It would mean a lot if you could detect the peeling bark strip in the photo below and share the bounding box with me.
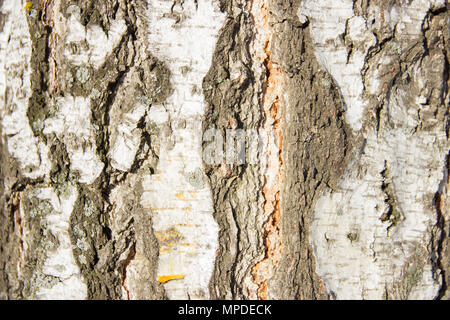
[0,0,449,300]
[249,0,284,300]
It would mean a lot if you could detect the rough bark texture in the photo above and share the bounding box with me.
[0,0,448,300]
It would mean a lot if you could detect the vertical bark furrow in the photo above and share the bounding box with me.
[204,0,352,299]
[204,1,267,299]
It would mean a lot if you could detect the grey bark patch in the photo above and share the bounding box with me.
[380,161,403,232]
[387,245,430,299]
[69,186,122,299]
[0,12,5,33]
[203,6,266,299]
[0,191,22,299]
[11,185,61,299]
[26,1,53,138]
[0,124,25,299]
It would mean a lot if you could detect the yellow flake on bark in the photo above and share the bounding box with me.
[157,274,185,283]
[175,192,185,199]
[24,2,33,12]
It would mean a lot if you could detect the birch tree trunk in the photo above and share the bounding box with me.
[0,0,448,300]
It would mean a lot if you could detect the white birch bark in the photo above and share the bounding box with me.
[0,0,448,300]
